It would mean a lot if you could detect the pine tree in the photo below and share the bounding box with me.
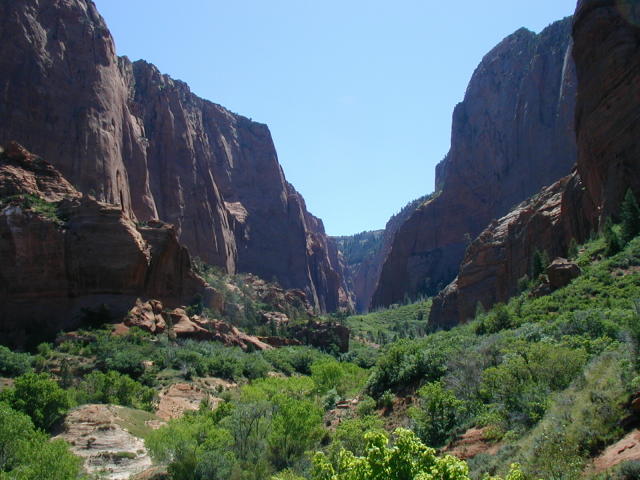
[532,249,550,279]
[604,217,622,256]
[567,238,578,259]
[621,188,640,244]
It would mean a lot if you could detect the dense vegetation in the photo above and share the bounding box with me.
[333,231,384,267]
[346,299,432,345]
[2,197,640,479]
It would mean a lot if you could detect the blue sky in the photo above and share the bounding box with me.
[94,0,577,236]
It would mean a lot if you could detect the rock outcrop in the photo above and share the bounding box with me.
[290,321,350,353]
[120,300,273,351]
[429,175,593,327]
[372,18,577,308]
[0,0,348,312]
[0,144,208,347]
[546,258,581,290]
[430,0,640,327]
[156,383,221,421]
[55,404,155,480]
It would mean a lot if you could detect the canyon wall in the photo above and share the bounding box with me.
[429,0,640,327]
[372,18,578,308]
[335,195,429,312]
[0,143,209,347]
[0,0,348,312]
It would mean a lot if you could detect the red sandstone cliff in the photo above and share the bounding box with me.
[0,0,348,312]
[0,143,209,347]
[429,0,640,327]
[572,0,640,221]
[429,174,594,327]
[372,18,577,308]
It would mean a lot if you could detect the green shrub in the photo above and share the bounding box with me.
[408,381,466,448]
[311,360,367,397]
[0,346,33,377]
[377,390,394,410]
[356,396,376,417]
[75,370,155,411]
[312,428,526,480]
[146,410,235,480]
[621,189,640,244]
[479,342,587,429]
[0,373,73,432]
[330,416,384,458]
[605,218,622,256]
[617,460,640,480]
[365,334,461,398]
[0,402,82,479]
[475,304,514,335]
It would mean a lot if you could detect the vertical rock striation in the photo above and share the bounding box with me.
[572,0,640,221]
[372,18,577,308]
[0,0,348,311]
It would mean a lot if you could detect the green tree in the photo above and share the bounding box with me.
[221,401,272,464]
[268,395,323,470]
[408,382,465,448]
[0,373,73,432]
[146,411,235,480]
[532,249,550,279]
[0,402,82,480]
[312,428,528,480]
[567,238,579,259]
[604,217,622,256]
[621,188,640,244]
[75,370,155,411]
[0,346,33,377]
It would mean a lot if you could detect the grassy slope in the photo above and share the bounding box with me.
[346,299,432,344]
[362,233,640,479]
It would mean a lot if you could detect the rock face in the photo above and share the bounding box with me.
[55,404,155,480]
[334,230,385,313]
[573,0,640,221]
[430,0,640,327]
[429,175,593,327]
[372,18,577,308]
[0,144,208,347]
[0,0,348,313]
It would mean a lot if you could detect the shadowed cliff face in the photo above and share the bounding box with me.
[573,0,640,221]
[429,0,640,327]
[372,18,577,309]
[0,143,209,347]
[0,0,349,312]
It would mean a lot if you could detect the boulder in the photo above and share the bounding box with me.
[546,258,581,290]
[125,299,166,334]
